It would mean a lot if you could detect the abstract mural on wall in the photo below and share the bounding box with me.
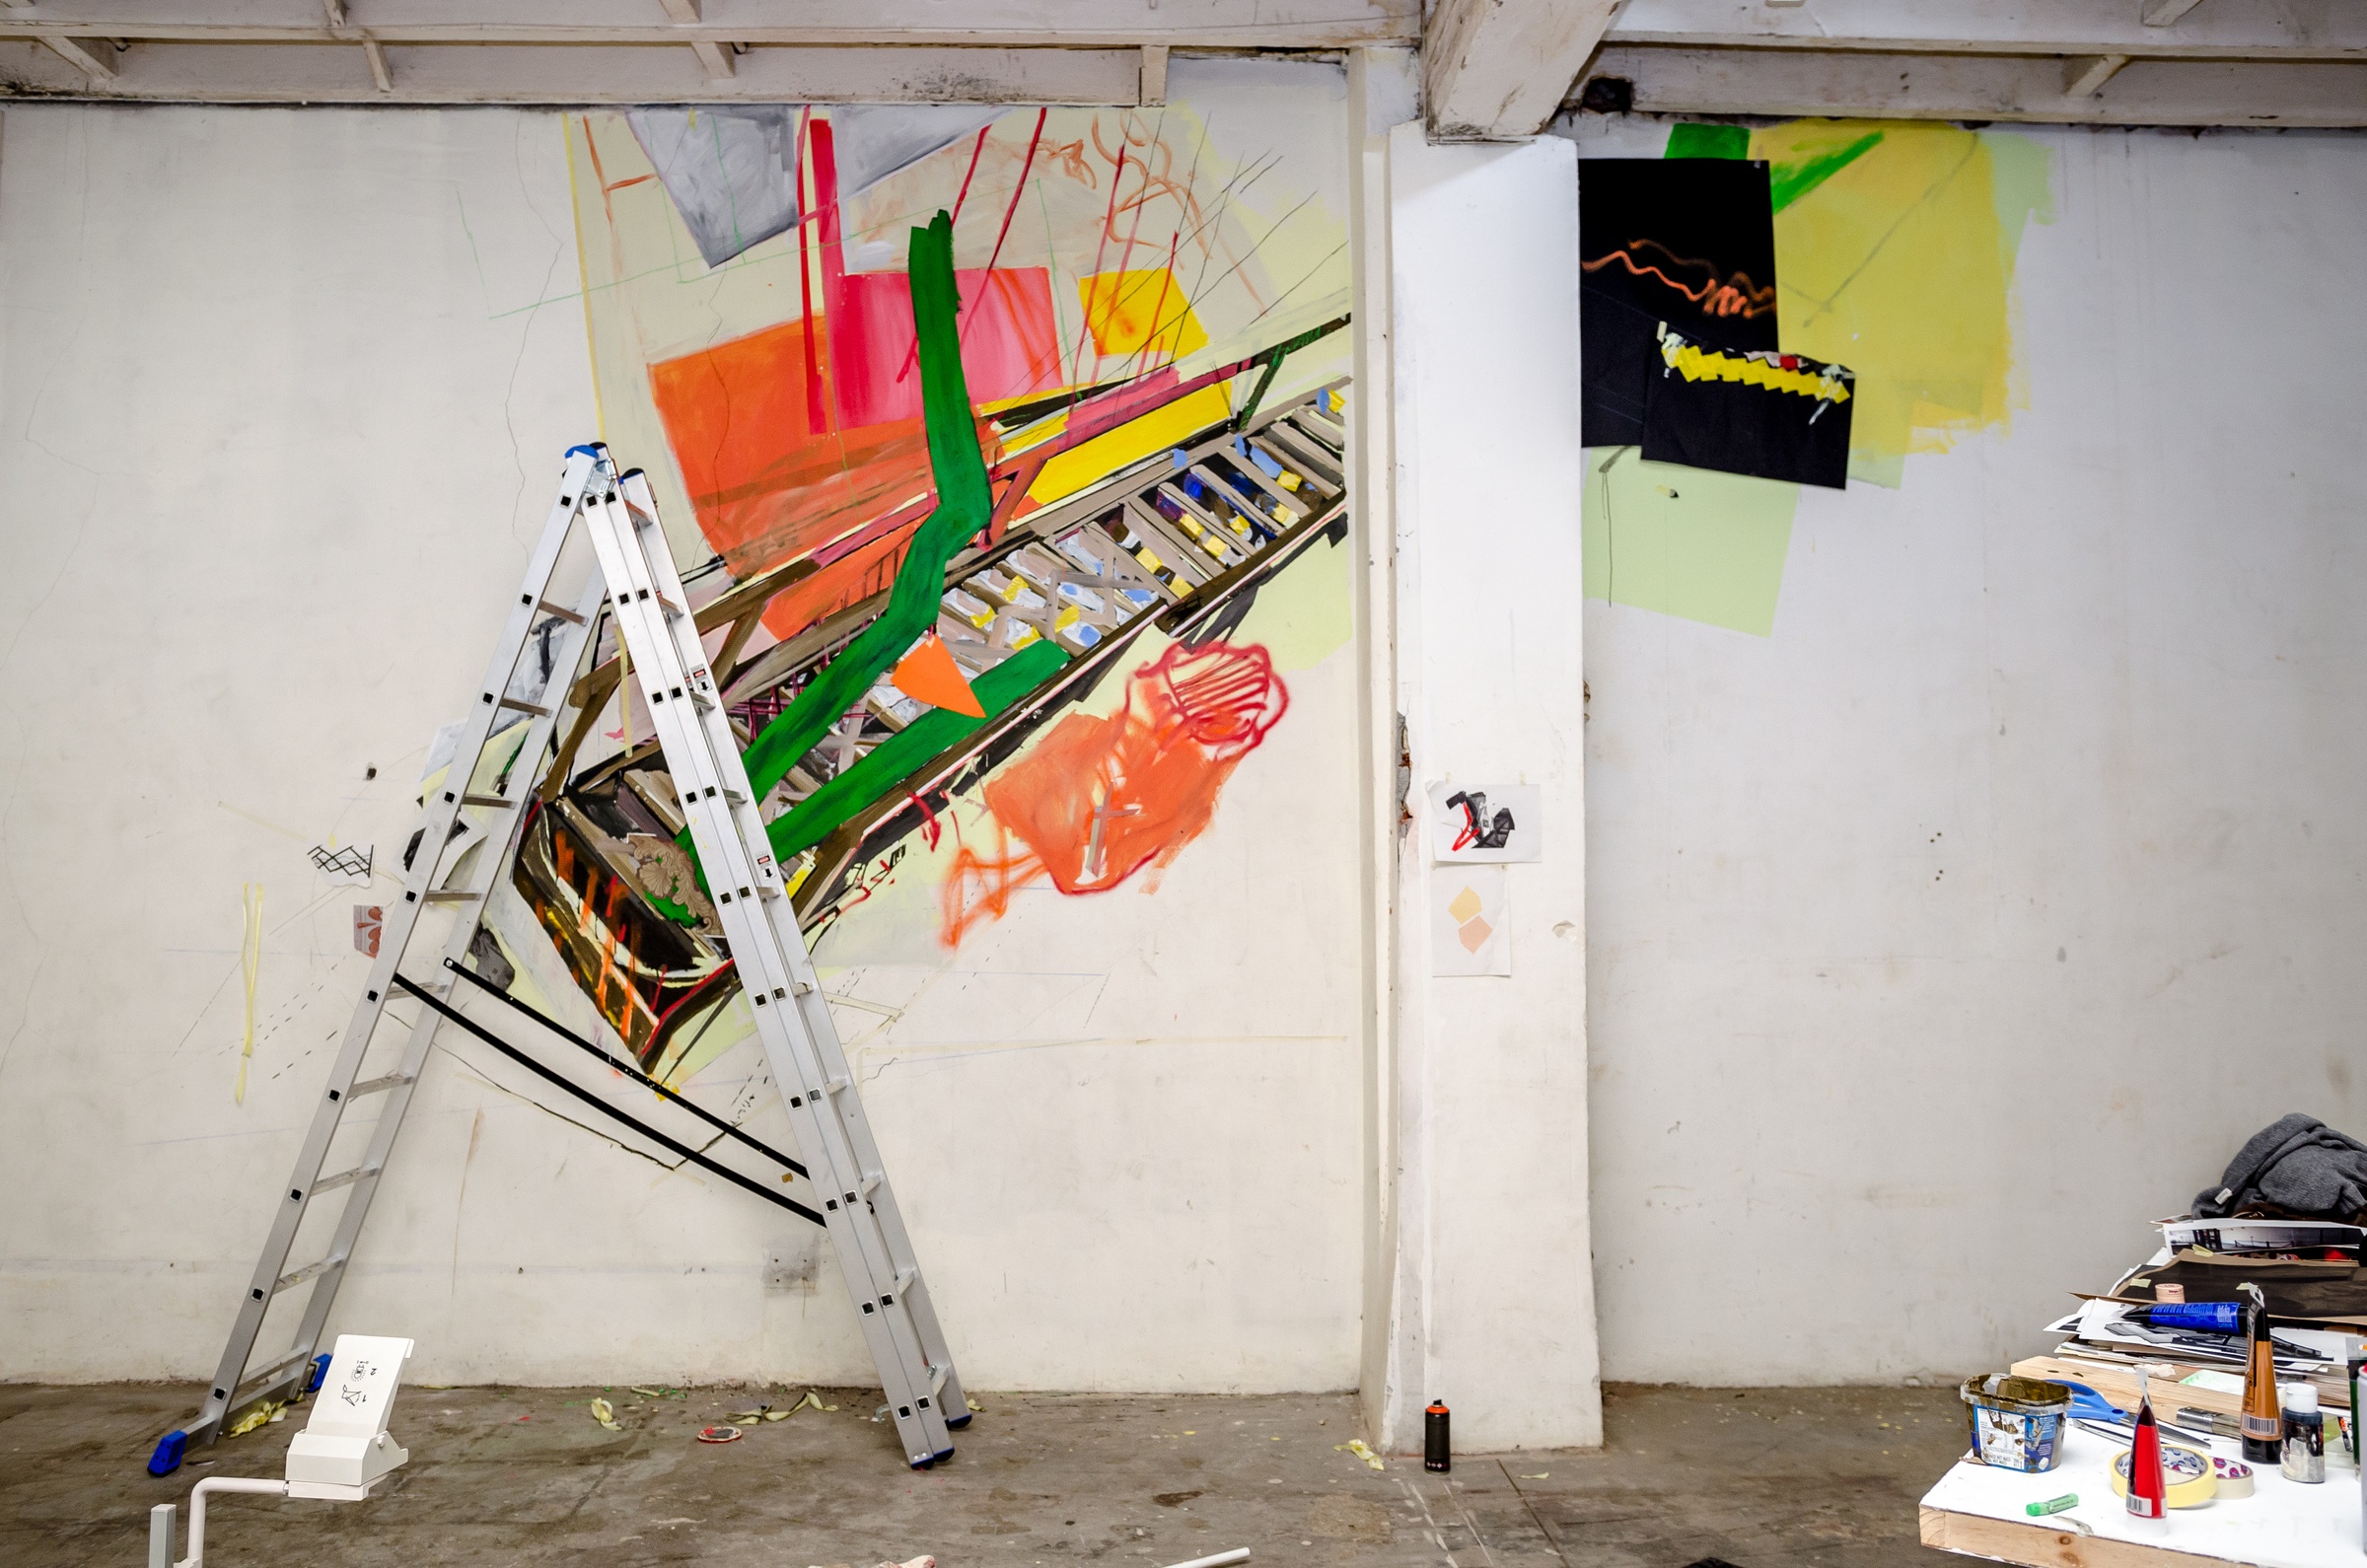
[1581,118,2055,636]
[439,99,1351,1090]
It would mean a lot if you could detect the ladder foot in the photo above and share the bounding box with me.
[909,1457,934,1471]
[932,1446,956,1463]
[147,1430,186,1477]
[945,1413,972,1430]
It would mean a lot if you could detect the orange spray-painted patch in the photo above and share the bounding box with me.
[940,640,1287,946]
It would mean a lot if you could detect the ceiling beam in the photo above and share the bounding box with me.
[0,0,1418,48]
[1425,0,1625,140]
[0,39,1154,105]
[1140,42,1169,107]
[39,32,116,80]
[1604,0,2367,62]
[2062,53,2130,97]
[1580,44,2367,128]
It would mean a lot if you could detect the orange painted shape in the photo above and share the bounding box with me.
[976,640,1286,899]
[892,631,986,718]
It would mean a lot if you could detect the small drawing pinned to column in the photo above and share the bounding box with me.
[353,905,383,959]
[310,842,374,887]
[1431,865,1510,976]
[1427,783,1542,863]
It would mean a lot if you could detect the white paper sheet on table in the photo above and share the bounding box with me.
[1923,1422,2362,1568]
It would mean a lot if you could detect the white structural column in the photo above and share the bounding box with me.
[1348,42,1417,1447]
[1363,104,1601,1452]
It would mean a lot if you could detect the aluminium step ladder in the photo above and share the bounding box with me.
[581,453,968,1467]
[155,443,966,1476]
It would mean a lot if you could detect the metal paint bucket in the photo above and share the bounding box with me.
[1962,1375,2073,1472]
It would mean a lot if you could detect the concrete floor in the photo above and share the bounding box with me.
[1,1382,1967,1567]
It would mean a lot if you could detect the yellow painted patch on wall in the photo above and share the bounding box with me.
[1077,267,1210,363]
[1026,384,1233,506]
[1751,120,2053,486]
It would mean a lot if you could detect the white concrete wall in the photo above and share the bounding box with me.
[1377,121,1601,1451]
[1575,122,2367,1384]
[0,103,1365,1393]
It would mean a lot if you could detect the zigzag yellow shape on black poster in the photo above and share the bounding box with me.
[1661,341,1851,403]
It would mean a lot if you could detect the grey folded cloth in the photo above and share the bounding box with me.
[2194,1113,2367,1223]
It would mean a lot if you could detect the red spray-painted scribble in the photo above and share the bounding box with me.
[940,640,1289,946]
[1582,239,1776,321]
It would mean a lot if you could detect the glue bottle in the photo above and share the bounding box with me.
[2127,1368,2168,1520]
[2242,1283,2285,1465]
[2283,1385,2326,1484]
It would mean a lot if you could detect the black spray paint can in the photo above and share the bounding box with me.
[1425,1401,1451,1472]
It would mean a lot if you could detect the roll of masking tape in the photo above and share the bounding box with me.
[2111,1444,2218,1509]
[2212,1456,2255,1499]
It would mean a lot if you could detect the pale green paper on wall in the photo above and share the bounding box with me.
[1581,448,1800,638]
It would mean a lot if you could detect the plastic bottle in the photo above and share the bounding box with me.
[2127,1368,2168,1519]
[2284,1384,2327,1484]
[2242,1283,2285,1465]
[2144,1301,2243,1333]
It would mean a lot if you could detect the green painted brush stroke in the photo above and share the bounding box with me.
[738,209,992,802]
[1663,120,1884,214]
[1768,129,1885,213]
[766,636,1069,863]
[1665,122,1750,160]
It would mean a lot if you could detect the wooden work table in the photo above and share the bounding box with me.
[1921,1416,2360,1568]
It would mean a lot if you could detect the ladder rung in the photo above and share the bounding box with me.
[275,1254,344,1294]
[535,598,588,625]
[421,890,482,903]
[309,1165,377,1196]
[860,1173,882,1195]
[929,1363,949,1394]
[238,1345,315,1389]
[349,1072,414,1098]
[460,793,515,809]
[495,695,550,717]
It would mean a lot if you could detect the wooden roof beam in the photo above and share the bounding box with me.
[1425,0,1625,141]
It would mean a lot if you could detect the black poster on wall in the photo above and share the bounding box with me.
[1579,158,1780,449]
[1641,329,1854,489]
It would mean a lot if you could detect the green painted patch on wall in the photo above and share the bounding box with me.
[765,636,1071,862]
[1581,448,1799,638]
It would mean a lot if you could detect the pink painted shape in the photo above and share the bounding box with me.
[829,265,1062,429]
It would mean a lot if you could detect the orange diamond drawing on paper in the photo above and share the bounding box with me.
[1457,916,1493,955]
[892,632,986,718]
[1447,885,1483,924]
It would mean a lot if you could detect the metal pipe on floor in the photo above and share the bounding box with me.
[175,1475,290,1567]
